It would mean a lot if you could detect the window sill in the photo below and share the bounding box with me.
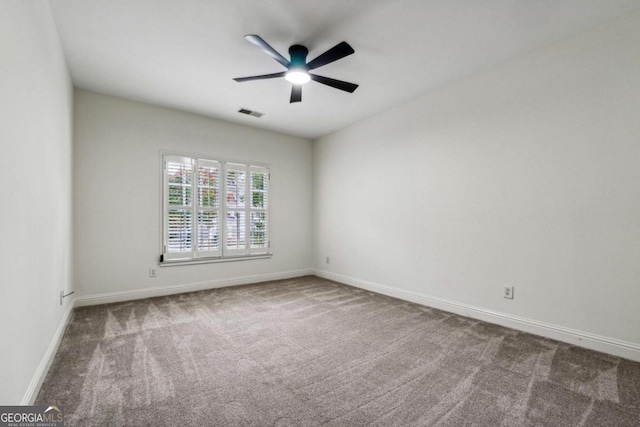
[159,254,272,267]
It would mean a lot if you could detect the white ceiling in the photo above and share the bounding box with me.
[50,0,640,139]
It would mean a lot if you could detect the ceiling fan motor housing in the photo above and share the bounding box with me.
[288,45,309,70]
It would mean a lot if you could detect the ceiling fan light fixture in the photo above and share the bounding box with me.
[285,69,311,85]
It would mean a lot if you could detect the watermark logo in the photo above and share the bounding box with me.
[0,405,64,427]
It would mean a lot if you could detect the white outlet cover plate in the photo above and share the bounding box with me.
[504,286,514,299]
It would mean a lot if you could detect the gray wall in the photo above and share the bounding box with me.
[0,1,74,404]
[73,90,313,300]
[313,12,640,352]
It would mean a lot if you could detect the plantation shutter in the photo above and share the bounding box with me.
[196,159,222,257]
[162,153,270,262]
[164,155,195,260]
[249,166,269,254]
[224,163,249,256]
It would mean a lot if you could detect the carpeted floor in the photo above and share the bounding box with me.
[37,276,640,426]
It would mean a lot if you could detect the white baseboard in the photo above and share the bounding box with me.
[75,269,314,307]
[314,269,640,362]
[21,300,76,405]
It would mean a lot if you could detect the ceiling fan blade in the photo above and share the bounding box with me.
[244,34,290,68]
[290,85,302,103]
[310,74,359,93]
[233,72,286,82]
[306,42,355,70]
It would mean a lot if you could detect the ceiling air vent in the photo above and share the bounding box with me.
[238,108,264,118]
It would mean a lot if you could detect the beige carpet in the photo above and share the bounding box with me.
[37,276,640,426]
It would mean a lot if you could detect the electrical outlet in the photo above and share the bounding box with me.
[504,286,514,299]
[149,267,157,278]
[326,256,330,264]
[60,291,63,306]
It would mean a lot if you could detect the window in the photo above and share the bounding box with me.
[162,153,270,263]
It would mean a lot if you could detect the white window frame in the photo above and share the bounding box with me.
[161,152,271,265]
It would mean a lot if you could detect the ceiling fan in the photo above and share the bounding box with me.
[233,35,359,103]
